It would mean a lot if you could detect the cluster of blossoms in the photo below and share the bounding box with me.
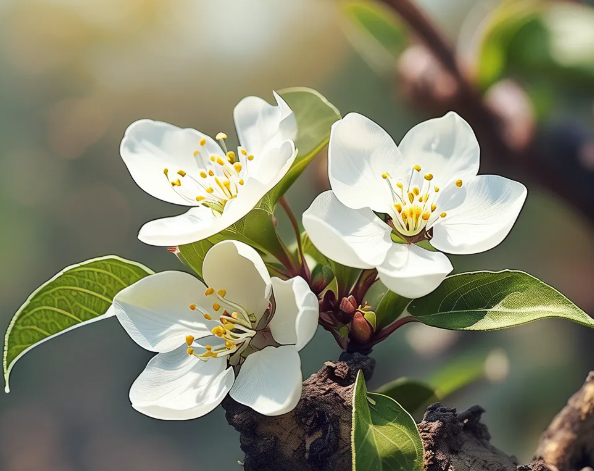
[116,93,525,420]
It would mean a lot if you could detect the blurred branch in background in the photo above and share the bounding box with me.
[376,0,594,224]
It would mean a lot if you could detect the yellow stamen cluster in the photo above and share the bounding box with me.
[185,288,256,362]
[162,132,257,215]
[382,164,461,237]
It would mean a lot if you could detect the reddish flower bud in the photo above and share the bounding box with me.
[350,311,374,344]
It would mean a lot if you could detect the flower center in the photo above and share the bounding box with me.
[163,132,256,215]
[382,164,463,238]
[185,286,257,362]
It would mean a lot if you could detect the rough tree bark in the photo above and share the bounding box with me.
[223,355,594,471]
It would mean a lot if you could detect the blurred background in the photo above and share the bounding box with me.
[1,0,594,469]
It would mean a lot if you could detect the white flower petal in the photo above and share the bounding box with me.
[398,112,480,190]
[230,346,302,416]
[203,240,272,318]
[138,175,273,247]
[377,244,453,299]
[113,271,213,353]
[269,277,319,351]
[120,119,224,205]
[431,175,527,254]
[302,191,392,269]
[245,139,296,190]
[130,346,234,420]
[328,113,408,212]
[234,92,297,157]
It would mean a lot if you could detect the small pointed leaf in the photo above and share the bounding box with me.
[352,371,424,471]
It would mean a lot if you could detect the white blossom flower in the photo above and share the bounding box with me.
[303,112,527,299]
[120,92,297,246]
[112,240,319,419]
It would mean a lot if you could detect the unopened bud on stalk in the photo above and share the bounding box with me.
[350,311,374,344]
[339,296,357,319]
[310,264,335,294]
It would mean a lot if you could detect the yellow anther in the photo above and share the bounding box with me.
[424,174,433,181]
[434,186,440,192]
[223,179,231,191]
[415,207,422,218]
[226,151,236,163]
[193,150,200,157]
[233,163,242,173]
[413,187,420,196]
[200,171,207,178]
[206,187,214,194]
[408,193,414,203]
[212,326,225,336]
[216,132,227,141]
[163,168,169,175]
[196,196,205,202]
[213,303,221,311]
[240,148,247,156]
[171,179,181,187]
[440,212,447,218]
[177,170,186,177]
[396,182,403,189]
[205,345,212,351]
[189,303,197,310]
[205,287,215,296]
[431,204,437,212]
[413,165,422,172]
[217,289,227,297]
[422,212,430,221]
[225,340,234,349]
[187,347,194,356]
[231,312,239,319]
[199,138,207,146]
[247,155,254,161]
[216,156,225,166]
[208,169,214,176]
[186,335,194,346]
[239,179,244,185]
[394,204,402,213]
[402,212,408,221]
[455,179,463,187]
[382,172,388,179]
[204,313,212,320]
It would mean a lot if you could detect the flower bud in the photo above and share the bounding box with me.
[350,311,374,344]
[310,264,335,294]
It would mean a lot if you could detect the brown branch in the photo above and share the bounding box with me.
[533,372,594,471]
[224,356,594,471]
[378,0,594,225]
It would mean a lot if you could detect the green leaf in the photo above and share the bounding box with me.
[330,261,360,299]
[352,371,424,471]
[4,256,153,392]
[266,87,340,204]
[376,351,493,415]
[429,352,489,398]
[476,0,543,89]
[375,289,410,330]
[408,270,594,331]
[343,0,407,74]
[375,378,437,415]
[179,208,286,277]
